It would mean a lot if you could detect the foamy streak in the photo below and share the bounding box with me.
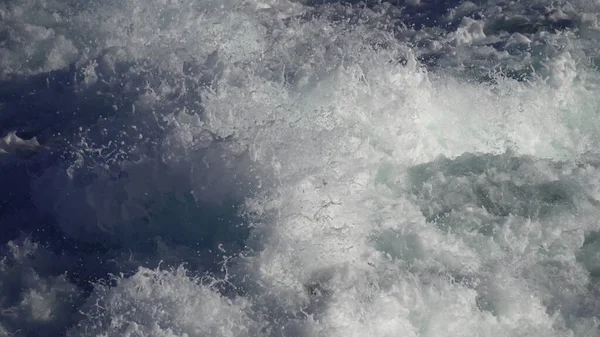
[1,0,600,336]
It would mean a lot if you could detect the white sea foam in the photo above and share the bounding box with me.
[68,266,261,337]
[1,0,600,336]
[0,238,80,336]
[0,131,42,156]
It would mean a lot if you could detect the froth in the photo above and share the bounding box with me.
[2,0,600,336]
[68,266,261,337]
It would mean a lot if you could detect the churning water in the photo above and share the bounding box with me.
[2,0,600,336]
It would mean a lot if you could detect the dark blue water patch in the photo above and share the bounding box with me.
[0,51,254,312]
[0,149,63,244]
[0,65,118,143]
[20,157,253,290]
[0,153,254,334]
[0,51,212,149]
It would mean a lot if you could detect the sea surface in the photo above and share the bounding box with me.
[2,0,600,336]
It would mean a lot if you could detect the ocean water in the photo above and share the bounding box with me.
[1,0,600,336]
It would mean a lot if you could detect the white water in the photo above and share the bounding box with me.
[1,0,600,336]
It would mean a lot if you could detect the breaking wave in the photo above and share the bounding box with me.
[2,0,600,336]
